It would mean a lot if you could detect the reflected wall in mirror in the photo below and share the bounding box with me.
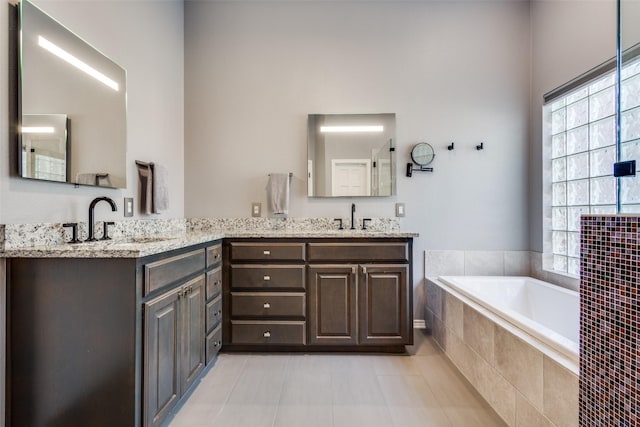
[307,113,396,197]
[18,0,127,188]
[21,114,69,183]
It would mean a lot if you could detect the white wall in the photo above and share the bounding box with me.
[0,0,185,225]
[528,0,616,252]
[184,0,531,317]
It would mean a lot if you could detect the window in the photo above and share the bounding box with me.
[543,55,640,276]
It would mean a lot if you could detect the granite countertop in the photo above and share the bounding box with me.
[1,230,418,258]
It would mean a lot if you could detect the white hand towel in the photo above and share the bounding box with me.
[151,163,169,213]
[267,173,290,216]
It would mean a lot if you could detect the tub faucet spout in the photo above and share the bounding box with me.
[86,197,117,241]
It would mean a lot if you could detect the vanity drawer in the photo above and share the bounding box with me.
[230,265,305,290]
[206,295,222,332]
[206,266,222,300]
[230,242,306,262]
[144,249,205,295]
[206,244,222,267]
[205,324,222,365]
[231,292,305,318]
[307,242,409,263]
[231,321,306,345]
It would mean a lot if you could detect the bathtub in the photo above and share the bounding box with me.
[438,275,579,365]
[425,275,579,427]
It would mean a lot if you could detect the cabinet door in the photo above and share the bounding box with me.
[359,264,411,345]
[144,287,181,427]
[308,265,357,345]
[181,275,206,395]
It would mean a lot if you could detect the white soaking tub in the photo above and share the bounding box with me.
[438,275,579,364]
[425,275,580,427]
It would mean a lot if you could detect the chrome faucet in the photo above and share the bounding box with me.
[86,197,117,241]
[350,203,356,230]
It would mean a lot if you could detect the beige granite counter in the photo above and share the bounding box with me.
[0,218,418,258]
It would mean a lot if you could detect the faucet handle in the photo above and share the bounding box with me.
[62,223,81,244]
[333,218,344,230]
[362,218,372,230]
[101,221,115,241]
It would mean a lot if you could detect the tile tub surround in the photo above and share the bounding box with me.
[580,215,640,427]
[424,249,579,292]
[425,278,578,427]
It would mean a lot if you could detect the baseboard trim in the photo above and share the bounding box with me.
[413,319,426,329]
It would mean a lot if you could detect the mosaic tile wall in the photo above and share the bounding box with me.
[580,215,639,426]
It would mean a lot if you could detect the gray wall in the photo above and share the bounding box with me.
[184,0,531,317]
[528,0,616,252]
[0,0,185,224]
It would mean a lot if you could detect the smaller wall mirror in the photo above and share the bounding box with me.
[307,113,396,197]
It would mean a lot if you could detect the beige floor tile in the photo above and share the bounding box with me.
[415,354,485,409]
[377,374,440,408]
[387,405,452,427]
[284,354,333,377]
[332,405,394,427]
[329,354,377,375]
[169,335,511,427]
[442,407,507,427]
[273,404,333,427]
[226,368,285,405]
[373,354,421,375]
[279,372,332,405]
[211,404,278,427]
[331,372,386,406]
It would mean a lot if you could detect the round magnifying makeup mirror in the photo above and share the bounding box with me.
[406,142,435,177]
[411,143,435,166]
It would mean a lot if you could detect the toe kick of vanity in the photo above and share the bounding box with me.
[222,237,414,352]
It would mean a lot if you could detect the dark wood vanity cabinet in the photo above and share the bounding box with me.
[223,238,413,351]
[7,239,222,427]
[144,275,205,427]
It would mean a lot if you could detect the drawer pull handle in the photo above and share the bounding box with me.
[214,341,219,347]
[214,253,220,259]
[263,275,271,281]
[263,250,271,255]
[263,331,271,338]
[263,303,271,309]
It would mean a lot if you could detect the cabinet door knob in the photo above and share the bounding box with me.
[263,250,271,255]
[263,275,271,281]
[263,331,271,338]
[263,302,271,309]
[214,253,220,259]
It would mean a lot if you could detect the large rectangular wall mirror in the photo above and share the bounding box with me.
[307,113,396,197]
[17,0,127,188]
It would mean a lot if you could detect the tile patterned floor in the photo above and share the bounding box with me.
[168,330,507,427]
